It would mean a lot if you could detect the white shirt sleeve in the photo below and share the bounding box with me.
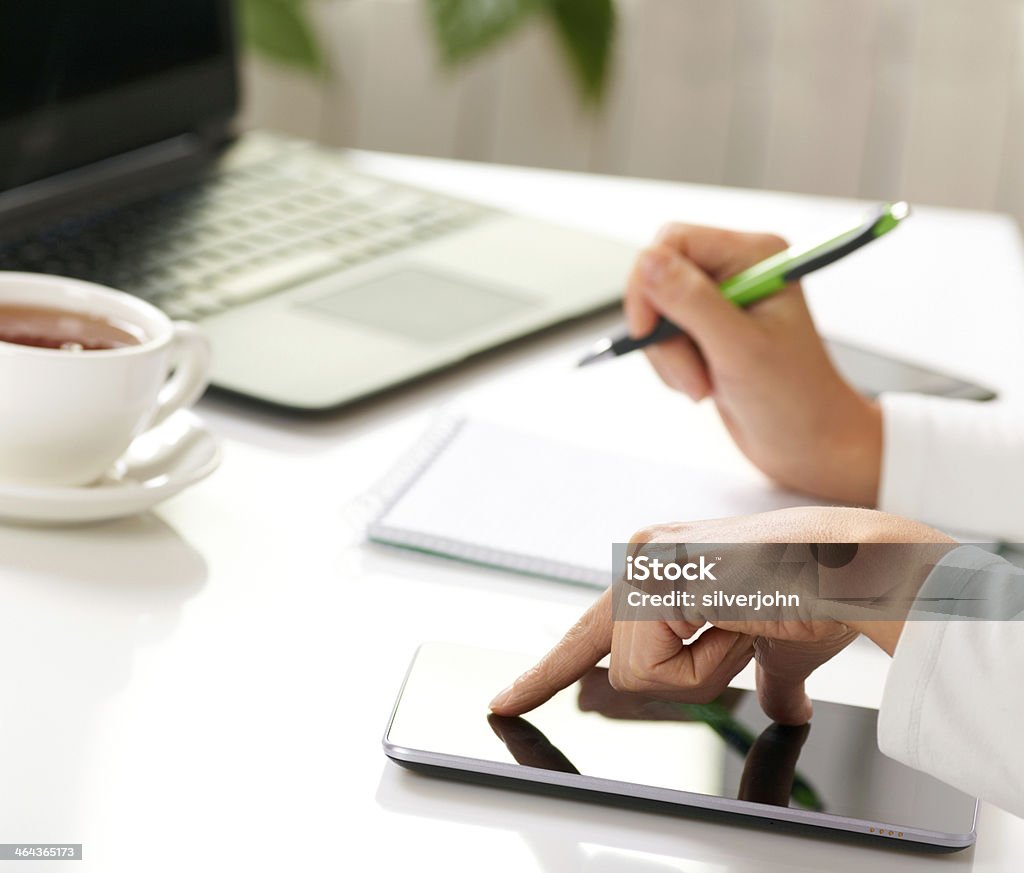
[878,545,1024,817]
[878,393,1024,541]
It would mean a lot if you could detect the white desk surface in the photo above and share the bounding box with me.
[4,153,1024,872]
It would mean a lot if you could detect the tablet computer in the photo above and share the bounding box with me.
[826,339,996,401]
[383,643,978,852]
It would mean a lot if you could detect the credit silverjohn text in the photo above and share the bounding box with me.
[623,552,800,612]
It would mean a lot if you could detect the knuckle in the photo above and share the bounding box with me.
[609,654,647,692]
[607,665,629,692]
[674,670,701,691]
[617,671,646,693]
[758,232,788,254]
[628,525,664,546]
[512,661,547,690]
[630,246,656,276]
[655,221,686,243]
[656,259,701,299]
[662,267,717,315]
[562,622,599,658]
[627,654,659,685]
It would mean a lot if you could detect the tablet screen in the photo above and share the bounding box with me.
[385,644,977,840]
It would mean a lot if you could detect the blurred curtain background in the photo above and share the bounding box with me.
[239,0,1024,223]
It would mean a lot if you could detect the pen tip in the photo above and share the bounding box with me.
[577,339,615,368]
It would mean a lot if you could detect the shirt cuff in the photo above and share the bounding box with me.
[877,392,1024,540]
[877,392,935,521]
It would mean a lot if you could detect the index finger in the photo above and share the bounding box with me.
[489,588,613,716]
[655,224,787,282]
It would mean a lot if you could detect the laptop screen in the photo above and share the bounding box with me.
[0,1,237,192]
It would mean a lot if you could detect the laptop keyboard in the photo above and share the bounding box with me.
[0,148,490,320]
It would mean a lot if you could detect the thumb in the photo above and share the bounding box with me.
[637,245,762,371]
[490,588,613,716]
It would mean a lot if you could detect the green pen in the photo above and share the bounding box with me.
[577,201,911,367]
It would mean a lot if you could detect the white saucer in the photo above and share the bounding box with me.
[0,410,221,524]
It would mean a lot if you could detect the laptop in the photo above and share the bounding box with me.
[0,1,633,410]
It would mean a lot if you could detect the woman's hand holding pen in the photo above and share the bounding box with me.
[624,224,882,506]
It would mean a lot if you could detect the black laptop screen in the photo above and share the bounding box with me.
[0,1,237,191]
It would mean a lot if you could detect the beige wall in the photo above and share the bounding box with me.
[240,0,1024,223]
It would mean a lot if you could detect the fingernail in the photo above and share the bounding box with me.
[489,684,516,711]
[641,250,670,285]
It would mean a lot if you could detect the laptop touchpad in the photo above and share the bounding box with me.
[299,269,535,342]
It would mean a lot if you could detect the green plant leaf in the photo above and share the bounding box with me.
[239,0,325,72]
[545,0,615,103]
[426,0,544,64]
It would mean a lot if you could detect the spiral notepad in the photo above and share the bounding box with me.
[368,416,815,587]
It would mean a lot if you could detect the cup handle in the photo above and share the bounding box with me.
[148,322,212,429]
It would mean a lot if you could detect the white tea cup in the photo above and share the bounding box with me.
[0,273,211,487]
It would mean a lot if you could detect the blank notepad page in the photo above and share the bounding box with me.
[369,418,814,587]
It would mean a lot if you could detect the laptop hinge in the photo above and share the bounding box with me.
[0,129,233,233]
